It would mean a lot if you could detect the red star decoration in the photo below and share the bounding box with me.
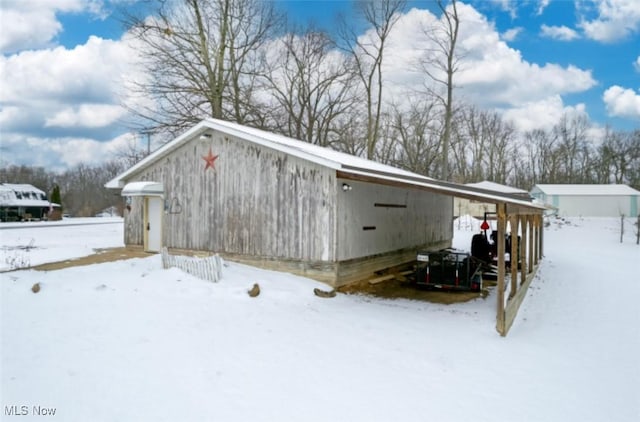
[202,147,219,171]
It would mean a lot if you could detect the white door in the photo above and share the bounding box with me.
[144,197,163,252]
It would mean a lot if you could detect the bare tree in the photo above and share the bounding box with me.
[553,113,592,182]
[388,100,442,175]
[450,106,516,184]
[416,0,461,180]
[224,0,283,125]
[124,0,281,137]
[597,128,640,187]
[331,114,368,157]
[263,29,357,147]
[0,165,54,194]
[339,0,406,160]
[56,163,124,217]
[523,125,574,184]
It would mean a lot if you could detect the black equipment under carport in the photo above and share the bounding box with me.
[414,249,482,292]
[471,212,521,271]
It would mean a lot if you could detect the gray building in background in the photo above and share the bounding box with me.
[530,184,640,217]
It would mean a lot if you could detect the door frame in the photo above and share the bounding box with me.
[143,196,163,252]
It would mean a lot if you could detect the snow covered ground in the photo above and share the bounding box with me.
[0,218,123,271]
[1,217,639,421]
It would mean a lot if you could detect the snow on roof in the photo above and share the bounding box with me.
[465,181,528,195]
[532,184,640,196]
[121,181,164,197]
[339,166,544,210]
[1,183,45,195]
[106,118,432,189]
[106,119,544,211]
[0,183,59,208]
[211,119,436,180]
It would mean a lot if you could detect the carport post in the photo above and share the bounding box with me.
[496,203,506,335]
[528,216,534,273]
[520,215,528,284]
[509,214,518,298]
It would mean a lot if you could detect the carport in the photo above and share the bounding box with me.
[338,165,546,336]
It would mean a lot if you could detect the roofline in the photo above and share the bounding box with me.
[531,184,640,196]
[105,119,544,212]
[106,119,341,189]
[465,181,529,194]
[338,167,546,211]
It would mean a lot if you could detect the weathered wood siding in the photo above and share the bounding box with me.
[124,197,144,246]
[122,131,336,262]
[121,129,455,286]
[336,179,452,260]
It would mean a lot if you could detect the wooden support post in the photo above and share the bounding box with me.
[496,203,507,335]
[509,214,519,299]
[520,215,528,285]
[533,216,540,265]
[539,214,544,258]
[496,211,544,337]
[528,216,534,274]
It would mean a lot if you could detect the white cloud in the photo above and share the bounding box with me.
[45,104,126,129]
[536,0,551,15]
[1,36,132,105]
[578,0,640,42]
[501,27,522,42]
[501,96,588,132]
[603,85,640,119]
[48,133,138,167]
[0,0,106,53]
[0,0,163,172]
[0,35,140,138]
[488,0,518,19]
[378,4,597,132]
[635,56,640,72]
[0,8,62,53]
[540,24,580,41]
[0,131,139,171]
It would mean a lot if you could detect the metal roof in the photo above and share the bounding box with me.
[106,119,544,212]
[465,181,529,195]
[532,184,640,196]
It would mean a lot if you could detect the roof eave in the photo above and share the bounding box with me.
[105,121,213,189]
[105,119,343,189]
[338,168,545,212]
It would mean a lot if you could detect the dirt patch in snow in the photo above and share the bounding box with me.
[32,248,151,271]
[337,262,490,305]
[339,278,489,305]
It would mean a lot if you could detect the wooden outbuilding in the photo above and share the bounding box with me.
[106,118,546,335]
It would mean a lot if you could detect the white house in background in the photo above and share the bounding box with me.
[454,181,531,218]
[530,184,640,217]
[0,183,61,221]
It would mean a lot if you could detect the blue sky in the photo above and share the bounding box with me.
[0,0,639,171]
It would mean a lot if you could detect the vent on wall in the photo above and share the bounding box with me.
[374,203,407,208]
[362,226,376,231]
